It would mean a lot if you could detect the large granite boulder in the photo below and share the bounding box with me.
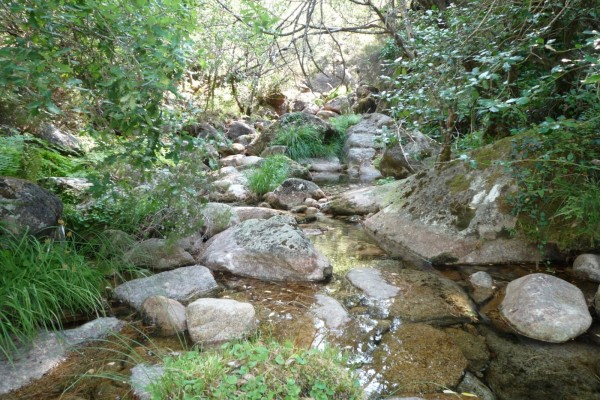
[186,298,256,344]
[500,273,592,343]
[264,178,325,210]
[0,177,63,236]
[363,137,556,266]
[0,318,124,396]
[226,120,255,140]
[113,265,219,310]
[198,215,332,281]
[124,238,195,271]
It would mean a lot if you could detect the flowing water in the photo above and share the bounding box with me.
[4,212,600,400]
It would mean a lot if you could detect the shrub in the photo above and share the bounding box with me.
[247,155,291,196]
[0,231,105,360]
[149,339,363,399]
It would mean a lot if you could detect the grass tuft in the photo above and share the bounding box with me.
[247,155,292,196]
[0,230,105,360]
[149,339,363,399]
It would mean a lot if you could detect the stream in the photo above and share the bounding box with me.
[4,210,600,400]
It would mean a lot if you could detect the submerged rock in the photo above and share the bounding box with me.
[198,216,332,281]
[500,273,592,343]
[113,265,219,310]
[373,323,468,395]
[186,298,256,344]
[0,318,125,396]
[484,327,600,400]
[346,268,399,299]
[312,294,350,330]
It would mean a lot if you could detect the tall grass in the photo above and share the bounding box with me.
[247,155,291,196]
[0,230,105,360]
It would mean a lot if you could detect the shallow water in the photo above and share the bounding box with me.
[4,210,599,400]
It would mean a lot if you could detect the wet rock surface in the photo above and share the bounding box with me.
[0,318,125,396]
[372,323,468,394]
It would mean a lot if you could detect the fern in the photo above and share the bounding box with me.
[0,135,25,177]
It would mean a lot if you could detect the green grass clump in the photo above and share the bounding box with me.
[149,339,363,399]
[0,231,105,360]
[247,155,291,196]
[329,114,361,136]
[274,125,332,161]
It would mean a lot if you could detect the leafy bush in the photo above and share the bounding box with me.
[507,119,600,251]
[0,231,105,359]
[247,155,292,196]
[149,339,363,399]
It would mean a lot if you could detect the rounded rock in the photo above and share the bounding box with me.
[500,273,592,343]
[186,298,256,344]
[573,254,600,283]
[141,296,187,336]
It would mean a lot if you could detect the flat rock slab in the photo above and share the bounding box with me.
[347,268,399,299]
[500,273,592,343]
[198,216,332,281]
[113,265,219,311]
[0,318,124,395]
[186,298,256,344]
[312,294,350,329]
[372,323,467,394]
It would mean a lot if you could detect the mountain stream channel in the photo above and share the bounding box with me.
[3,187,600,400]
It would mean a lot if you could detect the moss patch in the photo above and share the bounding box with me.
[447,174,471,194]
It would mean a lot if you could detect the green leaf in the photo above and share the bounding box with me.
[583,74,600,84]
[45,102,61,114]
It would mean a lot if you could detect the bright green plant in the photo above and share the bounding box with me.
[507,119,600,251]
[0,231,105,360]
[149,339,363,399]
[247,155,292,196]
[0,135,25,176]
[274,125,333,161]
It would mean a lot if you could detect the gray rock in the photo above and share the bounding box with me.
[378,143,414,179]
[316,109,339,120]
[0,318,124,395]
[323,96,351,114]
[113,265,219,310]
[198,216,332,281]
[303,156,343,172]
[363,144,554,266]
[264,178,325,210]
[209,167,252,203]
[469,271,495,304]
[457,372,496,400]
[234,133,256,146]
[346,268,399,299]
[37,123,83,155]
[199,202,240,238]
[141,296,187,336]
[484,327,600,400]
[596,286,600,315]
[312,294,350,329]
[0,177,63,236]
[234,206,287,222]
[131,364,165,400]
[573,254,600,282]
[500,273,592,343]
[227,120,255,140]
[186,298,256,344]
[260,145,287,157]
[124,238,195,270]
[329,182,399,216]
